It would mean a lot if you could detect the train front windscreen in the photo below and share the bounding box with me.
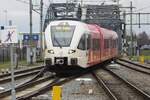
[51,25,76,47]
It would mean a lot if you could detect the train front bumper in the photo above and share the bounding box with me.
[45,57,78,66]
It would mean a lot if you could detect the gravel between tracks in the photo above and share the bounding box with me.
[35,74,110,100]
[106,63,150,95]
[96,68,146,100]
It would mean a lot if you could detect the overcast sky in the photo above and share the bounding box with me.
[0,0,150,34]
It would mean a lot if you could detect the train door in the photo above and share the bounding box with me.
[90,33,95,64]
[109,39,111,58]
[90,34,101,64]
[86,34,92,65]
[78,33,91,66]
[85,34,91,56]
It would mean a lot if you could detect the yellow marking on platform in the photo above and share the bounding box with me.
[52,86,62,100]
[140,56,144,64]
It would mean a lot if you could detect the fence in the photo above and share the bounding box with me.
[0,47,26,63]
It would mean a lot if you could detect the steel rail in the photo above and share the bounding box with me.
[115,60,150,75]
[0,75,55,99]
[17,77,72,100]
[0,66,48,98]
[104,68,150,100]
[92,72,118,100]
[0,70,40,84]
[0,66,44,79]
[119,58,150,70]
[17,69,93,99]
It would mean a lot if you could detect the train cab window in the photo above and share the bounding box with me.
[78,34,91,50]
[51,25,75,47]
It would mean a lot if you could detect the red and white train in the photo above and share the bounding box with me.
[44,20,118,72]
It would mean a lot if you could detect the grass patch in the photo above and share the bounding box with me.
[129,49,150,63]
[140,49,150,56]
[0,61,11,70]
[130,56,150,62]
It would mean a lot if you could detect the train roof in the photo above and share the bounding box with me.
[87,24,118,39]
[47,20,118,39]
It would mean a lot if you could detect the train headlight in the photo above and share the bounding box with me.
[68,50,76,54]
[47,50,54,54]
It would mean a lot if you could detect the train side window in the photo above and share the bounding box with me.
[104,39,107,49]
[111,39,113,48]
[116,39,118,48]
[92,39,95,50]
[108,39,110,48]
[104,39,106,49]
[114,40,116,48]
[104,39,110,49]
[87,34,91,49]
[92,39,100,50]
[112,40,114,48]
[78,34,91,50]
[96,39,100,50]
[78,34,86,50]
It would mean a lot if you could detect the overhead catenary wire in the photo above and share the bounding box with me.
[133,5,150,12]
[16,0,48,10]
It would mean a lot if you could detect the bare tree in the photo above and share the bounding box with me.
[137,31,149,47]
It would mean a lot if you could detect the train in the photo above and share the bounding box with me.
[44,20,118,73]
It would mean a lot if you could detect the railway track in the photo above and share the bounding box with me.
[115,58,150,75]
[0,66,48,99]
[0,66,90,100]
[17,75,80,100]
[0,66,44,79]
[0,66,44,86]
[0,70,40,85]
[92,68,150,100]
[0,75,55,100]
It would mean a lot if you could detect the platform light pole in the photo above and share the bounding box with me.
[30,0,32,46]
[130,1,133,57]
[4,10,8,26]
[8,21,16,100]
[66,0,69,16]
[10,43,16,100]
[29,0,33,64]
[40,0,43,60]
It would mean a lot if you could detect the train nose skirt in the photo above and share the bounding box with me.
[55,57,67,65]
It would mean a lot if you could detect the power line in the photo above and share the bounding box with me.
[16,0,29,5]
[134,5,150,12]
[16,0,48,10]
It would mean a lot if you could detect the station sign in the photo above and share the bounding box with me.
[23,34,39,41]
[32,34,39,41]
[23,34,30,40]
[0,26,18,44]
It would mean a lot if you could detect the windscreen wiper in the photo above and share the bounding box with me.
[54,35,62,49]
